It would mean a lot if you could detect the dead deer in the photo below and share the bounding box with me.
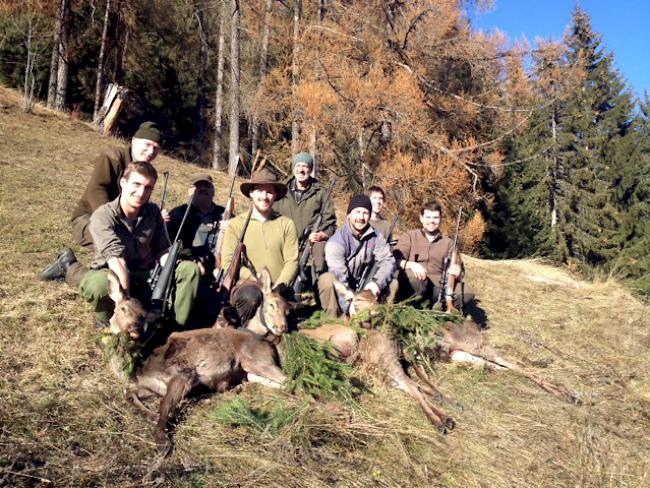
[119,268,288,452]
[433,319,580,404]
[303,280,456,433]
[105,269,155,340]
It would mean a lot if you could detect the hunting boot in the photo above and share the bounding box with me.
[39,247,77,281]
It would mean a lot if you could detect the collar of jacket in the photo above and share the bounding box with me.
[346,221,377,242]
[286,176,321,199]
[420,228,443,242]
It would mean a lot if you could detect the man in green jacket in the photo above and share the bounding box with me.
[221,168,298,324]
[273,152,336,281]
[70,121,163,249]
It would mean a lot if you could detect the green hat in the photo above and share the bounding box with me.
[133,121,162,143]
[293,152,314,171]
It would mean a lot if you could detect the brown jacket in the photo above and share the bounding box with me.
[71,146,133,221]
[393,229,453,278]
[89,197,169,271]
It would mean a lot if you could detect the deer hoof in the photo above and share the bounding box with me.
[444,416,456,431]
[155,431,173,456]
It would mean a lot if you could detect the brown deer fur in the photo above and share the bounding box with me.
[434,319,579,404]
[116,268,288,452]
[307,278,456,432]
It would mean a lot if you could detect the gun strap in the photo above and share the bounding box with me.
[241,249,257,278]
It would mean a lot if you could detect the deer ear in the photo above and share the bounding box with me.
[106,270,126,304]
[258,267,273,294]
[332,279,355,302]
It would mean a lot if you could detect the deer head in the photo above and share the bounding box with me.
[106,270,153,340]
[332,280,378,319]
[246,267,290,339]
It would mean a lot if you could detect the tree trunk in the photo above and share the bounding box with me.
[47,0,64,108]
[113,1,127,84]
[93,0,112,122]
[212,0,227,170]
[250,0,273,158]
[228,0,240,175]
[309,0,326,176]
[54,0,70,112]
[23,17,34,113]
[195,1,209,154]
[550,109,558,228]
[290,0,301,157]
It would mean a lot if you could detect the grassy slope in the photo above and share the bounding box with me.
[1,86,649,487]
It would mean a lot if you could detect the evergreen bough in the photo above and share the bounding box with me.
[281,333,358,401]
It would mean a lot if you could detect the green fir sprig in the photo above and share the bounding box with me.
[281,333,359,401]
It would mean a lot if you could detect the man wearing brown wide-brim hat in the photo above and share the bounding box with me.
[220,168,298,323]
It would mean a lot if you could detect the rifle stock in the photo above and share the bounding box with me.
[214,205,254,308]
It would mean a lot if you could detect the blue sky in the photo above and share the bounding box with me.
[469,1,650,99]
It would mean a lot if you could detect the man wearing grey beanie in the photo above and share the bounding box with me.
[273,151,337,292]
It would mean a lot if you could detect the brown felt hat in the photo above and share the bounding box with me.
[240,168,287,200]
[189,173,213,186]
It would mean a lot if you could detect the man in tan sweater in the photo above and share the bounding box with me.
[220,168,298,324]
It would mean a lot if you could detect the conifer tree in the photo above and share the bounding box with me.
[486,7,636,268]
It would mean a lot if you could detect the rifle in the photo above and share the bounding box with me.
[212,156,239,271]
[149,193,195,315]
[213,205,254,314]
[355,214,399,293]
[437,207,463,313]
[147,172,171,291]
[292,180,335,293]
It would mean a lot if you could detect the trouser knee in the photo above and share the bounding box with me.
[78,269,113,322]
[231,280,263,324]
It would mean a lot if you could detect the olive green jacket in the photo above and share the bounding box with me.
[273,177,337,242]
[72,146,133,221]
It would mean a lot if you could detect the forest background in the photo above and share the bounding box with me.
[1,0,648,298]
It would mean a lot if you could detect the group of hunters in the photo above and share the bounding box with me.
[40,121,476,340]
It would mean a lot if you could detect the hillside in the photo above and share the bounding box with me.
[1,86,650,487]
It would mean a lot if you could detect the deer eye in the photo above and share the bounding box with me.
[120,305,128,312]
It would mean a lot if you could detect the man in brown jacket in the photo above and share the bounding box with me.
[70,121,162,249]
[393,201,474,311]
[41,162,200,328]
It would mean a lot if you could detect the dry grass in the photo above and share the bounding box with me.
[1,85,650,487]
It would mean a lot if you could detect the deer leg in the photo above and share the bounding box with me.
[395,377,455,433]
[482,355,580,405]
[242,355,286,389]
[127,389,159,422]
[155,373,193,454]
[412,363,465,412]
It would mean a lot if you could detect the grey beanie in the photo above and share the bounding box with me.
[293,152,314,170]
